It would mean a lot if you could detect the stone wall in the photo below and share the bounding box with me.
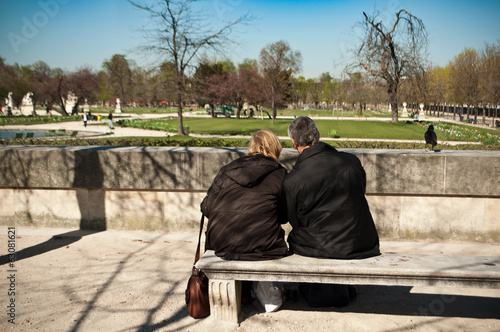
[0,146,499,241]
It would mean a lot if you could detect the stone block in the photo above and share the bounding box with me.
[163,192,206,230]
[445,155,500,196]
[0,189,14,217]
[399,196,484,240]
[105,190,164,230]
[366,195,402,237]
[14,189,81,228]
[361,152,445,195]
[484,198,500,232]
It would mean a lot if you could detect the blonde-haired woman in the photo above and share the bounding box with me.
[201,129,288,261]
[201,129,288,311]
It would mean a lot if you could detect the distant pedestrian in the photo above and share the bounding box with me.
[108,111,114,130]
[82,111,88,127]
[424,124,438,151]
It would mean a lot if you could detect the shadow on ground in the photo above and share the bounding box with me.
[240,285,500,321]
[0,230,103,265]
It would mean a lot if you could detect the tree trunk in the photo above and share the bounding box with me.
[387,81,399,122]
[493,104,497,127]
[177,100,183,135]
[72,97,84,116]
[265,109,272,120]
[175,70,184,135]
[176,77,184,135]
[57,78,69,116]
[236,103,243,119]
[271,98,276,124]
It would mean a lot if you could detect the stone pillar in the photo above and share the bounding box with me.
[208,279,241,325]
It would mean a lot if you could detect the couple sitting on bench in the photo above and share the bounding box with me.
[201,116,380,311]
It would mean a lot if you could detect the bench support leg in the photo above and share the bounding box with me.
[208,279,241,324]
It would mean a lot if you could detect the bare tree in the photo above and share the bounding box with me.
[129,0,251,135]
[347,9,428,122]
[0,58,15,103]
[235,63,266,117]
[193,59,228,114]
[156,61,177,107]
[31,61,54,112]
[291,76,308,109]
[103,54,133,105]
[306,78,323,109]
[344,72,371,114]
[259,40,302,123]
[67,67,99,113]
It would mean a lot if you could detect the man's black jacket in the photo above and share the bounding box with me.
[284,142,380,259]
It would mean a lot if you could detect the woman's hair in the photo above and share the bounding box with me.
[288,116,320,147]
[248,129,282,162]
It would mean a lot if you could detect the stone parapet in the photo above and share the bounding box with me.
[0,146,499,241]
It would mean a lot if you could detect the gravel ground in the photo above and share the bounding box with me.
[0,227,499,332]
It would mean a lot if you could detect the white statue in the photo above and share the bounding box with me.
[402,102,408,118]
[83,99,90,113]
[115,98,122,113]
[8,92,13,108]
[22,92,33,106]
[419,103,426,120]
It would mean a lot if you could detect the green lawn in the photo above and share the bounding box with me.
[180,118,429,140]
[2,111,500,147]
[92,107,180,114]
[141,117,499,144]
[276,108,395,118]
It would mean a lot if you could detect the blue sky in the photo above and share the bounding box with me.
[0,0,499,79]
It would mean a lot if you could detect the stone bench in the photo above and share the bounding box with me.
[195,250,500,324]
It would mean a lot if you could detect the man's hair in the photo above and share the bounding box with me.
[288,116,320,147]
[248,129,282,162]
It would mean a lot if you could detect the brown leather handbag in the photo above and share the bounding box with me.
[185,215,210,318]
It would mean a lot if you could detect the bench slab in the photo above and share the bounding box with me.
[196,251,500,324]
[197,251,500,288]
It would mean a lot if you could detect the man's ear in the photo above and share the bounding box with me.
[291,139,298,150]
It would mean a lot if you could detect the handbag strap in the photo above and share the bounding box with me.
[194,214,205,264]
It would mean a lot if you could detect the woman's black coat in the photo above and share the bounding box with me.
[201,154,288,261]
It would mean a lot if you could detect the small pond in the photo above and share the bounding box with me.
[0,129,101,139]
